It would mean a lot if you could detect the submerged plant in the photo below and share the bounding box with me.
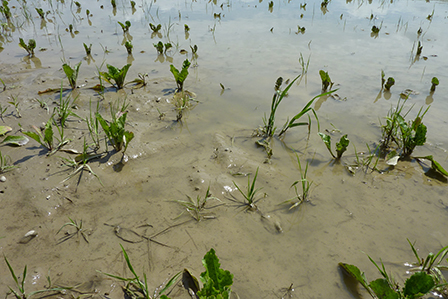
[170,59,191,92]
[35,8,45,19]
[18,38,36,56]
[62,61,81,89]
[153,41,164,54]
[100,64,131,89]
[149,23,162,32]
[96,100,134,153]
[100,245,181,299]
[384,77,395,91]
[318,132,349,159]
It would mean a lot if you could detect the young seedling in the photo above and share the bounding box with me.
[83,43,92,55]
[319,70,333,92]
[371,25,380,34]
[100,64,131,89]
[54,88,79,127]
[57,217,90,243]
[170,59,191,92]
[96,100,134,153]
[85,100,101,150]
[318,132,349,159]
[149,23,162,32]
[124,41,133,55]
[296,25,306,34]
[184,24,190,32]
[384,77,395,91]
[130,0,136,9]
[281,155,313,210]
[8,95,21,118]
[111,0,116,8]
[35,7,45,19]
[173,92,197,122]
[18,38,36,56]
[22,116,69,155]
[0,104,8,122]
[430,77,439,92]
[0,150,16,173]
[416,41,423,56]
[175,186,222,222]
[1,0,12,18]
[231,167,263,211]
[118,20,131,33]
[99,245,181,299]
[62,61,82,89]
[4,256,65,299]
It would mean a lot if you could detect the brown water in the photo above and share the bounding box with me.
[1,0,448,298]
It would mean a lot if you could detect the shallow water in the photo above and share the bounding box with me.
[1,0,448,298]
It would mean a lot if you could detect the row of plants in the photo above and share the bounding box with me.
[5,240,448,298]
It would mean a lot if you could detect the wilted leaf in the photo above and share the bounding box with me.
[2,135,29,146]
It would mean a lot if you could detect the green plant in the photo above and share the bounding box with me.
[83,43,92,55]
[125,41,133,55]
[154,41,164,54]
[319,70,333,92]
[170,59,191,92]
[175,186,221,222]
[149,23,162,32]
[196,248,233,299]
[100,245,181,299]
[430,77,439,92]
[184,24,190,32]
[111,0,116,8]
[56,217,90,243]
[4,256,65,299]
[22,116,69,155]
[130,1,136,9]
[318,132,349,159]
[60,138,102,185]
[100,63,131,89]
[385,77,395,91]
[416,41,423,56]
[85,100,101,150]
[281,155,312,210]
[339,241,448,298]
[1,0,12,18]
[8,95,21,118]
[19,38,36,56]
[96,100,134,153]
[380,98,429,158]
[371,25,380,34]
[296,25,305,34]
[231,167,262,211]
[54,87,79,127]
[0,150,16,173]
[62,61,81,89]
[0,104,8,122]
[118,20,131,33]
[35,8,45,19]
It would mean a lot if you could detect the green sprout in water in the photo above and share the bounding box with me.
[231,167,263,211]
[35,8,45,19]
[62,61,82,89]
[318,132,350,160]
[430,77,439,92]
[83,43,92,55]
[149,23,162,32]
[170,59,191,92]
[319,70,333,92]
[19,38,36,56]
[118,20,131,33]
[100,63,131,90]
[384,77,395,91]
[124,41,133,55]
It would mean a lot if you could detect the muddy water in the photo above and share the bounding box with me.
[1,0,448,298]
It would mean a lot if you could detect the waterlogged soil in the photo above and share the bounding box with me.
[1,0,448,298]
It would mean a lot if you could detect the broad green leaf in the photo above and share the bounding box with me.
[369,278,399,299]
[22,131,42,145]
[2,135,29,146]
[62,64,74,81]
[0,126,12,136]
[43,122,54,149]
[197,248,233,298]
[412,123,427,146]
[336,134,349,159]
[403,272,434,298]
[170,65,180,82]
[318,132,335,159]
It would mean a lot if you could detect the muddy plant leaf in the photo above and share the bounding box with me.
[336,134,349,159]
[369,278,399,299]
[197,248,233,299]
[318,132,335,158]
[0,126,12,136]
[182,269,200,296]
[2,135,29,146]
[339,263,373,296]
[403,272,435,298]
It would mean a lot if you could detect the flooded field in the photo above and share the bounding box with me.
[1,0,448,298]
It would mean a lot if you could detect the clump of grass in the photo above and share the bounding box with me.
[174,186,222,222]
[99,245,181,299]
[8,95,21,118]
[231,167,263,211]
[281,155,313,210]
[57,217,90,243]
